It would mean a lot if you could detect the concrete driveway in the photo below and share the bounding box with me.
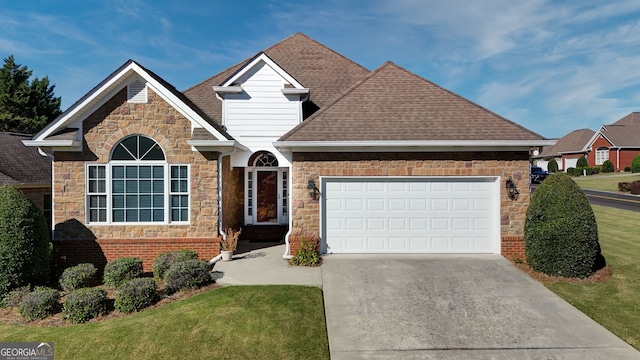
[322,254,639,359]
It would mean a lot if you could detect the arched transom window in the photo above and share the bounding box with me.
[86,135,189,224]
[254,152,278,167]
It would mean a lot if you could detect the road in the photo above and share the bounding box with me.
[531,185,640,212]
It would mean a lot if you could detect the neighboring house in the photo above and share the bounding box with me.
[0,132,52,227]
[585,112,640,171]
[23,33,553,270]
[532,129,594,172]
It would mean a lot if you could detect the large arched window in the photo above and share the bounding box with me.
[86,135,189,224]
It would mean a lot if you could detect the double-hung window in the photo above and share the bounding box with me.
[86,135,189,224]
[595,147,609,166]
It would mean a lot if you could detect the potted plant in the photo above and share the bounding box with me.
[220,228,241,261]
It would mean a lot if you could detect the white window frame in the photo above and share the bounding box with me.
[595,147,609,166]
[85,163,190,225]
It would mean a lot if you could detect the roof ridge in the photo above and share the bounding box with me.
[387,62,548,140]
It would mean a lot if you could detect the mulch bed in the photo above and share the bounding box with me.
[0,283,219,327]
[510,259,612,284]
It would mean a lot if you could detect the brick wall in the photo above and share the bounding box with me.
[50,88,221,269]
[289,151,531,259]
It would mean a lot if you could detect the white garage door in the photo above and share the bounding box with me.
[322,177,500,254]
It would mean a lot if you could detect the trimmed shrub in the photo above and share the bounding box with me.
[0,286,30,308]
[291,233,321,267]
[115,278,159,313]
[525,173,603,278]
[103,257,143,288]
[548,159,559,173]
[631,181,640,195]
[625,166,631,172]
[163,259,210,294]
[566,167,575,176]
[601,160,614,173]
[18,287,59,321]
[577,155,588,168]
[59,263,98,293]
[63,287,107,323]
[619,182,631,192]
[0,185,51,298]
[152,250,198,280]
[632,154,640,173]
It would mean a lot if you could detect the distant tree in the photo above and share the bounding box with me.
[577,155,588,168]
[0,55,61,134]
[632,155,640,173]
[547,159,559,173]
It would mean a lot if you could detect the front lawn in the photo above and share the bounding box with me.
[572,172,640,192]
[545,205,640,350]
[0,285,329,360]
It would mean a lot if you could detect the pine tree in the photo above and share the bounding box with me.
[0,55,62,134]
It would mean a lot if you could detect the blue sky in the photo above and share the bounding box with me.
[2,0,640,139]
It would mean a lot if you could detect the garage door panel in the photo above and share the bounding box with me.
[323,177,498,254]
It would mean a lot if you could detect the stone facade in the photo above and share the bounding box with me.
[52,88,220,270]
[289,151,531,259]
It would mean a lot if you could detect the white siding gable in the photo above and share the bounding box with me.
[223,60,303,141]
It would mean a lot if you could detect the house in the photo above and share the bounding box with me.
[532,129,594,172]
[23,33,553,270]
[585,112,640,171]
[0,132,52,227]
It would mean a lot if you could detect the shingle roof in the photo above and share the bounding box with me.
[600,124,640,147]
[611,112,640,126]
[0,132,51,186]
[536,128,594,157]
[280,62,545,141]
[183,32,370,124]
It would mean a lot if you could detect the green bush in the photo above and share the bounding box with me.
[619,182,631,192]
[103,257,143,288]
[0,185,51,298]
[115,278,159,313]
[547,159,559,173]
[601,160,614,173]
[625,166,631,172]
[163,259,210,294]
[153,250,198,279]
[59,263,98,293]
[18,287,59,321]
[566,167,575,176]
[63,287,107,323]
[525,173,603,278]
[631,181,640,195]
[577,155,588,168]
[632,155,640,173]
[0,286,30,308]
[291,234,321,267]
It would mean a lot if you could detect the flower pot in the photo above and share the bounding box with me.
[221,250,234,261]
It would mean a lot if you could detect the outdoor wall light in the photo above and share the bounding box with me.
[506,177,519,200]
[307,179,321,200]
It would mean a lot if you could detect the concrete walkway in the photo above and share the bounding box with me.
[211,241,322,286]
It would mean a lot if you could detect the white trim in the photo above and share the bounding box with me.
[274,140,556,152]
[212,86,243,93]
[185,140,248,152]
[319,176,501,255]
[245,166,290,226]
[28,61,229,147]
[281,88,310,95]
[221,53,305,90]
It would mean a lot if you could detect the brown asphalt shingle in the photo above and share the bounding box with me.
[280,62,545,141]
[537,128,594,157]
[183,32,370,124]
[0,132,51,186]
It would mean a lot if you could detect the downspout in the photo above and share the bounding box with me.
[38,148,55,240]
[617,148,621,171]
[208,145,237,265]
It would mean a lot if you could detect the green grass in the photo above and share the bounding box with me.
[572,172,640,192]
[0,286,329,360]
[545,205,640,350]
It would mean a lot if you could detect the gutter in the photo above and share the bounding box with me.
[282,167,294,260]
[208,145,237,266]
